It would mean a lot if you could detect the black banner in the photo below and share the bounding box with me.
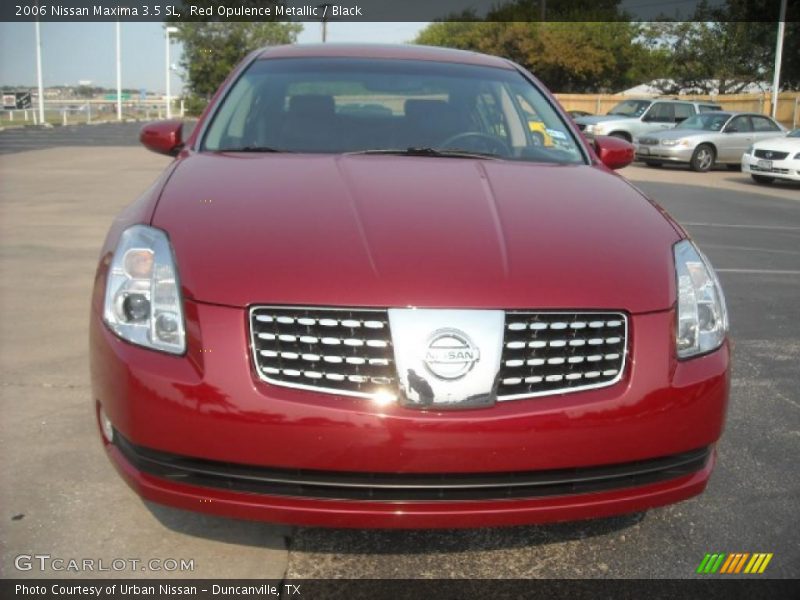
[2,579,800,600]
[0,0,793,23]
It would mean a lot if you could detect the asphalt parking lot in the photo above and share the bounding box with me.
[1,123,798,580]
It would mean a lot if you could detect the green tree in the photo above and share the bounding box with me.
[415,21,668,93]
[641,0,799,93]
[172,20,302,111]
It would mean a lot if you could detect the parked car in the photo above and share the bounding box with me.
[635,112,786,172]
[742,128,800,184]
[575,98,722,142]
[568,109,593,119]
[92,44,729,529]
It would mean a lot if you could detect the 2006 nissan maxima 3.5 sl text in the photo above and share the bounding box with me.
[90,44,730,528]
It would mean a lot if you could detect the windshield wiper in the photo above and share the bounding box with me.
[346,147,499,160]
[216,146,291,153]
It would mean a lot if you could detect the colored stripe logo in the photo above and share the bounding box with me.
[697,553,773,574]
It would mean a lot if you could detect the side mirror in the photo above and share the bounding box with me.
[594,135,634,170]
[140,120,184,156]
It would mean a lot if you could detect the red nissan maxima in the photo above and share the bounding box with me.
[90,44,730,529]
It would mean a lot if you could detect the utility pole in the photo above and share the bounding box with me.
[165,26,178,119]
[770,0,787,119]
[116,21,122,120]
[35,20,45,124]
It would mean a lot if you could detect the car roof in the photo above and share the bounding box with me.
[257,43,515,70]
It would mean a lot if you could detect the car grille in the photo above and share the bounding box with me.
[250,307,628,402]
[754,149,789,160]
[249,306,395,398]
[498,312,627,399]
[638,137,659,146]
[115,433,710,502]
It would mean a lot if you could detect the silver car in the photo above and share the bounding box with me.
[634,112,787,172]
[575,99,721,142]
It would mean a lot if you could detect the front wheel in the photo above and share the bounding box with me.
[751,174,774,185]
[690,144,715,172]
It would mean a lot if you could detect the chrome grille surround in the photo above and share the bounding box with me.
[754,149,789,160]
[637,137,659,146]
[497,311,628,400]
[249,306,395,399]
[250,306,629,403]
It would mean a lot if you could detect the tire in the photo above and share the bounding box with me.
[644,160,663,168]
[690,144,715,172]
[751,174,774,185]
[609,132,631,142]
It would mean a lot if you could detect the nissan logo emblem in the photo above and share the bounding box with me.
[423,329,480,380]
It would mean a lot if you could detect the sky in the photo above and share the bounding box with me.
[0,22,427,93]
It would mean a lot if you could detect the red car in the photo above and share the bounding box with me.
[90,44,730,529]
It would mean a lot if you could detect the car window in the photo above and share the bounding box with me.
[607,100,651,117]
[727,116,753,133]
[751,116,781,132]
[644,103,675,123]
[676,113,731,131]
[674,103,694,122]
[202,57,585,164]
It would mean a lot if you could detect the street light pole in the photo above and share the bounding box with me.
[35,20,45,124]
[165,26,178,119]
[116,21,122,121]
[770,0,787,119]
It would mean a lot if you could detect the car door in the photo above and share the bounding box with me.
[719,115,753,162]
[750,115,784,143]
[637,102,676,136]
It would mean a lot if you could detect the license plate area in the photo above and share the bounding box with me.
[757,159,773,170]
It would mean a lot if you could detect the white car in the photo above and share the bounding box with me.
[742,129,800,184]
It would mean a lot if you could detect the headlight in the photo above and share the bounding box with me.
[661,139,687,147]
[745,145,754,155]
[103,225,185,354]
[592,125,604,134]
[585,124,595,133]
[674,240,728,358]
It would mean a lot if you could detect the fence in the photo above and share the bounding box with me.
[1,99,184,127]
[555,92,800,128]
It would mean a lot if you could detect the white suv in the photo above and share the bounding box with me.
[575,99,722,142]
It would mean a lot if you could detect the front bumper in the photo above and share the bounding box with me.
[91,300,729,528]
[742,155,800,182]
[635,144,694,163]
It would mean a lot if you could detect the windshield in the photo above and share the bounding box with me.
[608,100,651,117]
[676,113,732,131]
[202,57,584,164]
[788,129,800,138]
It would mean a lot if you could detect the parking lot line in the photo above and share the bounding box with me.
[682,222,800,232]
[716,268,800,275]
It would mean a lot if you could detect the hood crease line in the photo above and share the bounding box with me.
[477,161,510,278]
[335,155,379,277]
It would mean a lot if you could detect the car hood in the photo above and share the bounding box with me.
[645,128,707,142]
[153,154,680,312]
[576,115,631,126]
[753,136,800,152]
